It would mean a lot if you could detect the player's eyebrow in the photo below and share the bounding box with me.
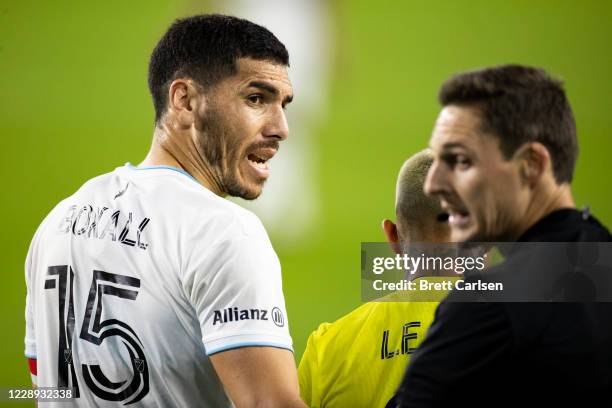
[248,80,293,105]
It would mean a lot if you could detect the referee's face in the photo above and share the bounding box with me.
[425,106,529,242]
[196,58,293,200]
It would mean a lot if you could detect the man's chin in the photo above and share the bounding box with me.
[226,179,264,201]
[238,189,262,201]
[451,226,479,243]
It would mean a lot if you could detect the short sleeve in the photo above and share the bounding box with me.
[24,233,37,359]
[24,207,57,360]
[184,234,293,356]
[298,330,321,407]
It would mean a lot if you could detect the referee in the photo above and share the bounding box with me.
[394,65,612,407]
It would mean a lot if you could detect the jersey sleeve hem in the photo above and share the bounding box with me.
[204,334,293,356]
[206,341,293,356]
[24,338,36,359]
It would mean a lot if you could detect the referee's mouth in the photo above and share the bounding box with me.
[443,205,471,228]
[448,211,471,228]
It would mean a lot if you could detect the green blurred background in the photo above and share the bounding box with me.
[1,0,611,394]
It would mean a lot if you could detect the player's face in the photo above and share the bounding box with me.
[196,58,293,200]
[425,106,529,242]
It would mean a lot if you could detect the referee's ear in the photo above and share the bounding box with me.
[515,142,551,188]
[382,219,402,255]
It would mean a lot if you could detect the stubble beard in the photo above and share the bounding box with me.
[197,103,262,200]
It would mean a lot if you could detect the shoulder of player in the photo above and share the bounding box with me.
[302,303,397,369]
[67,169,119,195]
[35,170,117,223]
[214,198,266,235]
[43,169,121,215]
[308,302,387,345]
[310,300,439,345]
[113,164,268,240]
[29,193,78,241]
[142,169,266,236]
[185,194,269,245]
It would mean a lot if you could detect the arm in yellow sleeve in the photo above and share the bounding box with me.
[298,328,324,408]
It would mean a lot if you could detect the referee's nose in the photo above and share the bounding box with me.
[424,158,448,198]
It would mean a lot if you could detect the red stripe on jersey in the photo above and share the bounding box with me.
[27,358,37,376]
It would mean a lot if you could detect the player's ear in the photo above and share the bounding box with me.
[515,142,550,188]
[167,79,202,128]
[382,219,402,255]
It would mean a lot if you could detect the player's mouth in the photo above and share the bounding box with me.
[245,148,276,179]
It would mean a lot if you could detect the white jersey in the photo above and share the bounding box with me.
[24,163,293,407]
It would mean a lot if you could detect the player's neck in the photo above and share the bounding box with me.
[140,127,227,197]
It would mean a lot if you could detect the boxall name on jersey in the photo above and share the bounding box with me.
[59,203,150,250]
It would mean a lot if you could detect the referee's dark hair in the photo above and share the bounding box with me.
[439,65,577,184]
[148,14,289,124]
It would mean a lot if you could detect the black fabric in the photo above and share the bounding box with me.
[395,209,612,408]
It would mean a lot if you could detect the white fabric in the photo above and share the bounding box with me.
[24,163,292,407]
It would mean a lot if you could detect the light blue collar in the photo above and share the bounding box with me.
[125,163,198,184]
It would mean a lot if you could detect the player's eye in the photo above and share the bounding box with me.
[247,94,264,105]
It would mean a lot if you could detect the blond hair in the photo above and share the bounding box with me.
[395,149,445,241]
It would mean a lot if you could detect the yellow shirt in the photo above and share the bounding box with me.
[298,298,442,407]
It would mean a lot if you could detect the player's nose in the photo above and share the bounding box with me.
[263,106,289,141]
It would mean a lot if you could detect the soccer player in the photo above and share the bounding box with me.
[298,149,456,407]
[395,65,612,407]
[24,14,307,407]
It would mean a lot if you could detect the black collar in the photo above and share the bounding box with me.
[518,208,610,242]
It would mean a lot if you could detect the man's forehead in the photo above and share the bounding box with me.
[430,105,486,150]
[234,57,292,94]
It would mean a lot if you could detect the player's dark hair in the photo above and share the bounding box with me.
[438,64,577,183]
[148,14,289,123]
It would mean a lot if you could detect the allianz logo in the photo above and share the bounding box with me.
[212,307,285,327]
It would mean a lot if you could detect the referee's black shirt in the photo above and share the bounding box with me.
[394,209,612,407]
